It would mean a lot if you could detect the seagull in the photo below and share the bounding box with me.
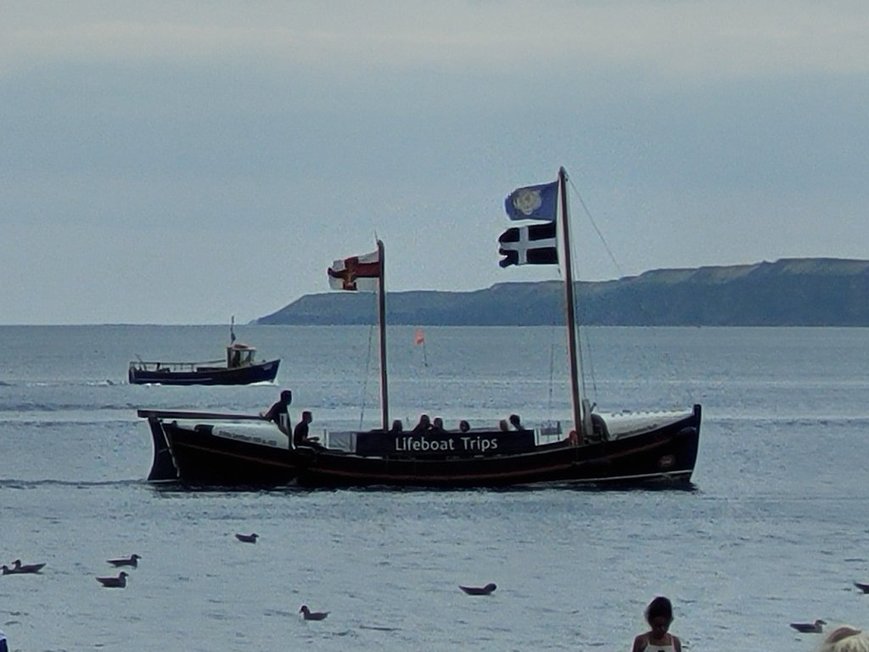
[96,571,128,588]
[299,605,329,621]
[107,554,141,568]
[235,533,258,543]
[459,583,497,596]
[790,619,826,633]
[855,582,869,593]
[3,560,46,574]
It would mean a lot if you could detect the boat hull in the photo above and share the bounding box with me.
[141,406,701,489]
[129,359,280,386]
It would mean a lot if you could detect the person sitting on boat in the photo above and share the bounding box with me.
[293,411,324,450]
[262,390,293,435]
[508,414,523,430]
[459,420,471,433]
[431,417,445,434]
[412,414,432,433]
[499,419,509,432]
[390,419,404,432]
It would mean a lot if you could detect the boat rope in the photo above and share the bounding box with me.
[565,177,611,405]
[359,321,376,430]
[567,175,624,278]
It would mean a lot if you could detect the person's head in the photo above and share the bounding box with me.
[280,390,292,404]
[301,410,312,423]
[433,417,444,429]
[391,419,403,432]
[459,420,470,433]
[818,627,869,652]
[509,414,521,427]
[499,419,509,431]
[418,414,430,426]
[645,596,674,636]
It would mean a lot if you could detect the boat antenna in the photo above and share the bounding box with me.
[230,315,237,344]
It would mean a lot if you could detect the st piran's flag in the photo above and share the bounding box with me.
[327,248,381,291]
[498,221,558,267]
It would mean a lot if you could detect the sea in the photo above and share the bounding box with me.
[1,324,869,652]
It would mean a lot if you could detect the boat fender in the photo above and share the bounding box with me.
[591,414,609,441]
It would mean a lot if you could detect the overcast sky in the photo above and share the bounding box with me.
[2,1,867,324]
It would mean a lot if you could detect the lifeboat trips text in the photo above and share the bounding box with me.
[395,435,499,453]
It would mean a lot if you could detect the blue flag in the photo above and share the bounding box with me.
[504,180,558,221]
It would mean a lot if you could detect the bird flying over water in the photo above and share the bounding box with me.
[459,582,497,596]
[107,554,141,568]
[299,605,329,621]
[235,533,258,543]
[96,571,128,588]
[790,619,826,633]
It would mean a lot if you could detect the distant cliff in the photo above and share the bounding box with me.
[256,258,869,327]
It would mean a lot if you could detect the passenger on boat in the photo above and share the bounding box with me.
[508,414,523,430]
[390,419,404,432]
[431,417,445,433]
[631,596,682,652]
[293,411,324,450]
[262,390,293,435]
[499,419,509,432]
[412,414,432,433]
[459,420,471,433]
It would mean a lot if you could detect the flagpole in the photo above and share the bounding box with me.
[376,239,389,431]
[558,167,586,438]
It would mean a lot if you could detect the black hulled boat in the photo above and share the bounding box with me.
[139,168,702,488]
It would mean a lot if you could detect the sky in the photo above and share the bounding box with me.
[1,1,867,324]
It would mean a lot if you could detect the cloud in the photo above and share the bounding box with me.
[2,1,868,80]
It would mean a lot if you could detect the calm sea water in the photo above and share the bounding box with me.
[2,325,869,651]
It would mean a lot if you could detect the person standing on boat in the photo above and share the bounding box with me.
[631,596,682,652]
[262,389,293,435]
[293,410,324,450]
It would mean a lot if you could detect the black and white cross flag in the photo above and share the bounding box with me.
[498,221,558,267]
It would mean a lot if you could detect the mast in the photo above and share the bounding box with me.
[557,167,590,438]
[376,239,389,430]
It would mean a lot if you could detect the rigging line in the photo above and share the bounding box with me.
[563,179,599,406]
[359,319,376,430]
[567,175,624,279]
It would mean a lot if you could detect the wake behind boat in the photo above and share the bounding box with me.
[128,321,280,386]
[138,168,701,488]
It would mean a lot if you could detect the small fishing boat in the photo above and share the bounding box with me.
[138,168,701,488]
[128,321,280,386]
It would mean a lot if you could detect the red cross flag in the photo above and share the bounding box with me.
[327,249,381,292]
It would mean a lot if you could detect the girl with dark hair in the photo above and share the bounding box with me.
[631,596,682,652]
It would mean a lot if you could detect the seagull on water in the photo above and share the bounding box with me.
[299,605,329,621]
[790,619,826,633]
[235,533,258,543]
[107,554,141,568]
[2,560,46,574]
[459,583,497,596]
[96,571,128,588]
